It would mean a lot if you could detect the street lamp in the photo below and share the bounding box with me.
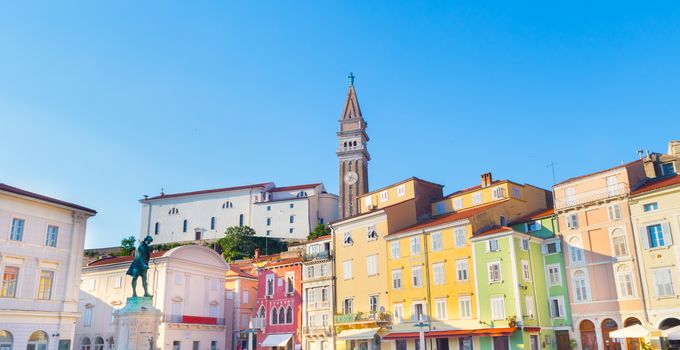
[414,316,429,350]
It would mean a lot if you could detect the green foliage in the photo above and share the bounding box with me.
[120,235,136,256]
[218,226,258,262]
[307,223,330,240]
[152,241,194,252]
[252,236,287,256]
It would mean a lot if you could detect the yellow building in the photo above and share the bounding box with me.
[381,173,551,350]
[330,178,443,350]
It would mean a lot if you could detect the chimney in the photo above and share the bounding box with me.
[254,248,260,259]
[481,172,493,188]
[669,140,680,156]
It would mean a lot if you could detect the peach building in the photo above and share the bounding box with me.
[225,265,259,350]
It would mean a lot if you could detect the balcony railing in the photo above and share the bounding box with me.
[303,325,333,336]
[334,311,391,324]
[304,251,332,261]
[306,301,331,310]
[250,317,266,330]
[164,314,225,325]
[555,183,629,210]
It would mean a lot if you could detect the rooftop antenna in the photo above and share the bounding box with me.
[160,188,165,196]
[143,194,149,200]
[637,150,644,159]
[547,161,558,185]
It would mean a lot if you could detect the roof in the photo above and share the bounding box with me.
[443,180,508,198]
[508,208,555,226]
[263,256,303,268]
[226,265,257,279]
[306,234,332,244]
[475,225,514,237]
[0,183,96,214]
[554,159,642,187]
[87,251,167,266]
[269,183,321,192]
[393,201,507,235]
[144,182,273,201]
[632,174,680,196]
[358,177,444,199]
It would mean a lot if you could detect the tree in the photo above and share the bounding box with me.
[218,226,258,262]
[307,223,330,240]
[120,235,136,256]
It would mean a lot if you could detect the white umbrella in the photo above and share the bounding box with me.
[664,325,680,340]
[609,324,664,339]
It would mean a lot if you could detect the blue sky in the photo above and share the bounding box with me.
[2,2,679,248]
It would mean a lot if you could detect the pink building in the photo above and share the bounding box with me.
[253,256,303,350]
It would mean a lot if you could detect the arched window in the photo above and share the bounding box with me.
[94,337,104,350]
[182,219,188,233]
[616,264,635,298]
[297,191,308,198]
[344,142,347,147]
[210,217,216,230]
[568,236,584,264]
[611,229,628,257]
[239,214,244,227]
[278,308,286,324]
[81,337,91,350]
[0,330,13,350]
[270,307,278,325]
[27,331,48,350]
[106,337,115,350]
[222,201,233,209]
[572,270,589,302]
[353,140,357,146]
[286,306,293,324]
[154,222,159,235]
[579,320,597,350]
[258,305,266,318]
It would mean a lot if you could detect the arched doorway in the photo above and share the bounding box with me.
[580,320,599,350]
[0,331,13,350]
[602,319,621,350]
[660,318,680,330]
[94,337,104,350]
[624,318,642,350]
[26,331,48,350]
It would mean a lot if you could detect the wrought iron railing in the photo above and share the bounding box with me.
[555,183,629,209]
[334,311,391,324]
[304,251,332,261]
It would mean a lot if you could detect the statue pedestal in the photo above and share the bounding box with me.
[114,297,162,350]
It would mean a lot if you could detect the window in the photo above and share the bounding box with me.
[472,192,482,205]
[606,176,619,195]
[290,215,295,224]
[0,266,19,298]
[611,229,628,257]
[285,273,294,294]
[488,239,499,252]
[412,266,423,287]
[573,270,589,302]
[84,306,94,327]
[431,232,442,251]
[456,259,469,281]
[322,314,329,326]
[393,304,404,323]
[488,262,501,283]
[490,297,505,320]
[343,232,353,246]
[458,296,472,319]
[266,205,271,211]
[525,296,535,318]
[321,287,328,302]
[565,186,576,205]
[289,228,295,234]
[266,275,275,296]
[182,219,188,233]
[242,290,249,303]
[222,201,233,209]
[307,266,315,278]
[154,222,159,235]
[45,225,59,247]
[211,341,217,350]
[380,191,389,202]
[266,217,271,226]
[365,195,373,209]
[569,236,585,264]
[397,185,406,197]
[454,226,467,247]
[239,214,244,226]
[547,265,562,286]
[308,314,316,327]
[435,202,445,215]
[307,288,316,304]
[567,214,579,229]
[210,217,216,230]
[549,297,565,318]
[209,304,219,317]
[644,202,659,212]
[37,271,54,300]
[411,302,425,321]
[500,216,506,226]
[616,265,635,298]
[454,198,463,210]
[521,260,531,281]
[511,186,521,198]
[653,268,674,297]
[410,237,421,256]
[82,337,91,350]
[608,204,622,221]
[266,230,271,236]
[435,298,447,319]
[343,298,353,314]
[366,255,378,276]
[433,263,445,285]
[367,225,377,240]
[10,218,24,241]
[173,341,181,350]
[521,238,530,251]
[525,221,541,232]
[114,275,123,288]
[543,241,560,255]
[285,306,293,323]
[369,295,379,313]
[646,223,671,248]
[392,269,402,290]
[390,241,400,258]
[492,187,505,200]
[270,307,279,324]
[88,278,97,291]
[661,162,676,175]
[343,260,352,279]
[320,264,328,276]
[297,191,308,197]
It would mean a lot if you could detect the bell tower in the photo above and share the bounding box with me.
[337,73,370,219]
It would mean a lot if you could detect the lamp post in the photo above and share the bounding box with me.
[414,316,429,350]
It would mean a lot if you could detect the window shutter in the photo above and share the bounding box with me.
[556,241,562,253]
[536,221,542,230]
[486,241,490,252]
[541,244,547,255]
[640,226,650,249]
[662,222,673,246]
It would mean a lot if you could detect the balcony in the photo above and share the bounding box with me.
[555,183,629,210]
[306,301,331,310]
[250,317,266,330]
[303,325,333,336]
[304,251,332,261]
[164,314,225,325]
[334,312,391,325]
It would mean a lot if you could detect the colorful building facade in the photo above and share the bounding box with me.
[226,265,259,350]
[301,236,335,350]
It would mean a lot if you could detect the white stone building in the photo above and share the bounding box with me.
[0,183,96,350]
[138,183,338,243]
[74,245,229,350]
[300,236,334,350]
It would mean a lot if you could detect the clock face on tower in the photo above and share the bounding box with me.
[344,171,358,185]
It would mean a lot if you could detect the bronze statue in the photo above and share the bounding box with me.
[127,235,154,297]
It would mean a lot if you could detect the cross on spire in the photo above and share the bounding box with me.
[348,72,356,86]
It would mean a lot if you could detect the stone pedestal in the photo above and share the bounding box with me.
[113,297,162,350]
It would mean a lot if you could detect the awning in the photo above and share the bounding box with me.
[337,328,380,341]
[383,332,420,340]
[609,325,664,339]
[383,328,516,340]
[261,334,293,347]
[523,327,541,333]
[664,325,680,340]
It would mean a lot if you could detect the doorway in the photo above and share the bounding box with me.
[580,320,598,350]
[602,319,621,350]
[555,330,571,350]
[435,338,449,350]
[492,336,509,350]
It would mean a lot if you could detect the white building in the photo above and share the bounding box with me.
[0,183,96,350]
[75,245,229,350]
[139,183,338,243]
[300,236,334,350]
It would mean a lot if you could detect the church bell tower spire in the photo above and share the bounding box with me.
[337,73,370,219]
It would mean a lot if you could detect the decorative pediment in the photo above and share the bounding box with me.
[171,296,183,302]
[209,300,219,306]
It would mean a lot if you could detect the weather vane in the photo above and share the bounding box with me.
[348,72,356,86]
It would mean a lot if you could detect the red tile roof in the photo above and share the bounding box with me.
[0,183,96,214]
[554,159,643,187]
[227,265,257,279]
[393,201,507,235]
[443,180,507,198]
[87,251,167,266]
[269,183,322,192]
[263,256,303,268]
[475,225,513,237]
[507,208,555,226]
[359,177,444,199]
[145,182,273,201]
[306,234,331,243]
[632,175,680,195]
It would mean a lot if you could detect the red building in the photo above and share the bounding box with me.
[253,255,303,350]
